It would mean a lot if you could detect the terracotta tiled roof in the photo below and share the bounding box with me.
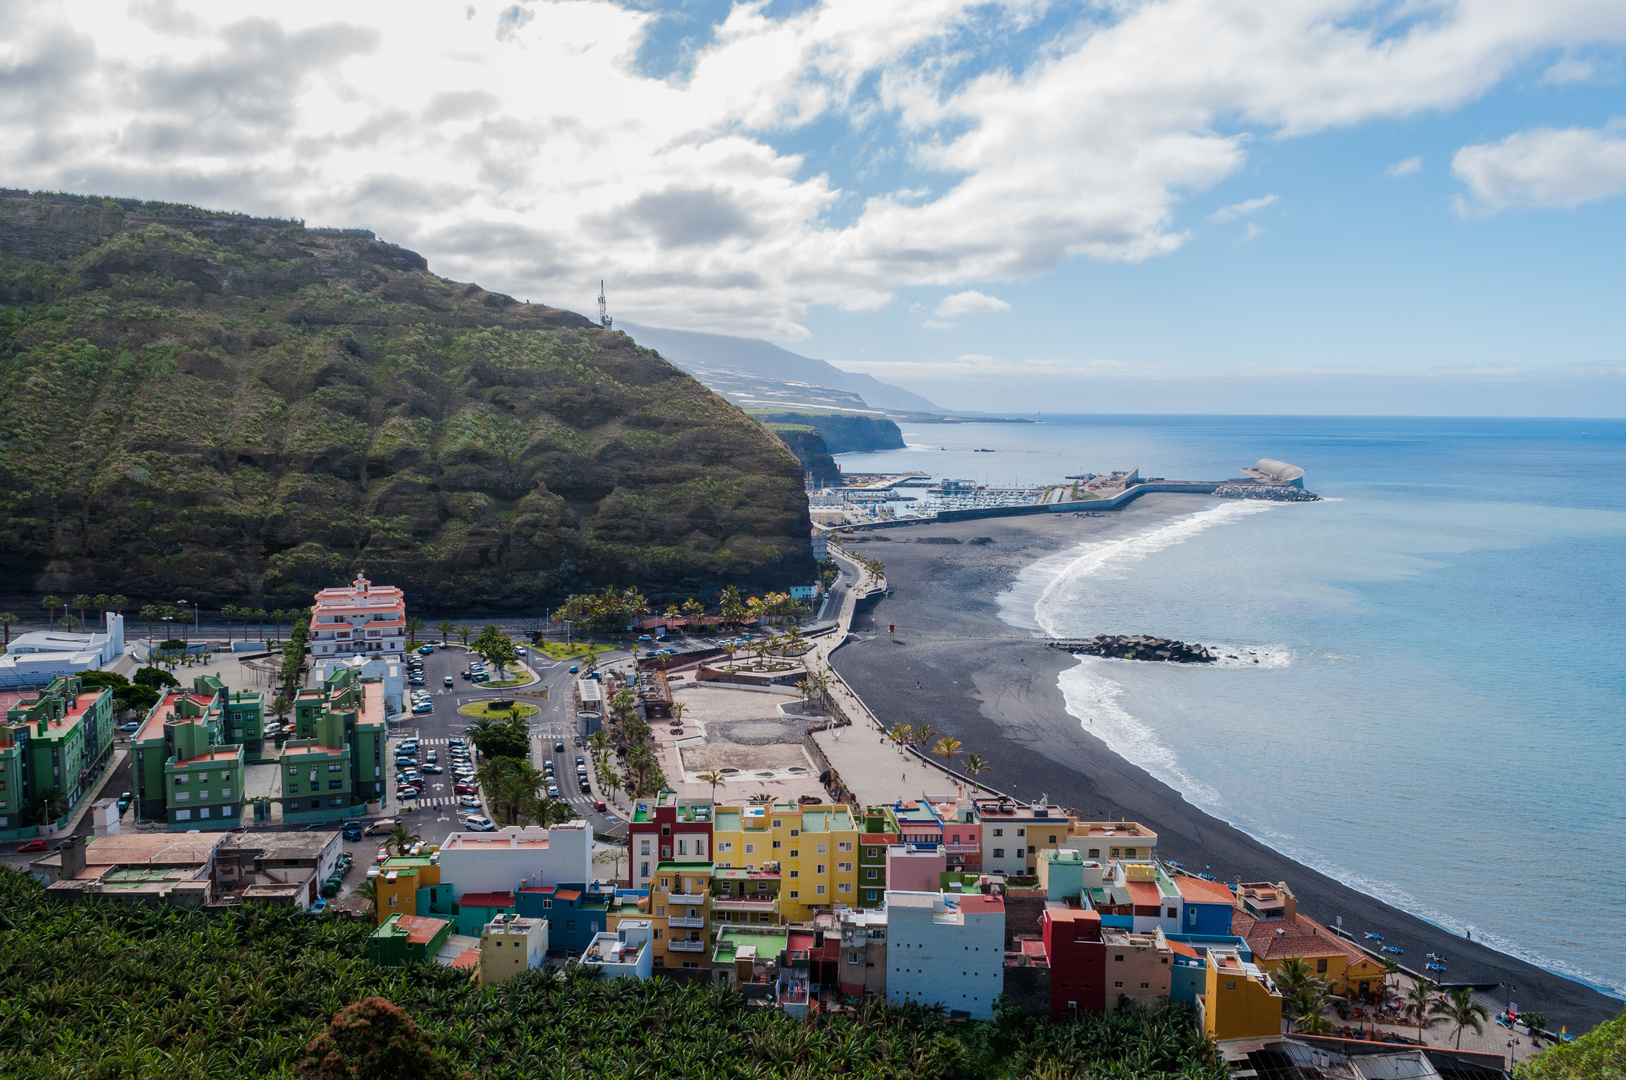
[554,888,581,902]
[1126,880,1162,907]
[1174,876,1237,905]
[1232,910,1364,963]
[397,915,451,946]
[461,892,516,908]
[450,949,481,970]
[957,894,1004,913]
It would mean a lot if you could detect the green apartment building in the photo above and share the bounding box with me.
[129,675,246,830]
[858,806,900,908]
[278,667,388,822]
[0,676,116,840]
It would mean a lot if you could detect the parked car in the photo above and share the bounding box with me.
[309,899,329,915]
[420,764,443,774]
[365,865,382,880]
[412,701,433,713]
[454,782,478,796]
[418,644,435,655]
[342,824,364,841]
[457,795,481,808]
[579,781,592,794]
[471,672,488,683]
[463,814,497,831]
[575,756,585,766]
[16,839,47,853]
[375,847,391,862]
[448,738,465,747]
[117,721,142,734]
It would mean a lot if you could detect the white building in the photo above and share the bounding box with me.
[437,824,593,893]
[810,529,829,561]
[479,914,547,985]
[975,797,1072,876]
[579,920,653,980]
[884,890,1006,1020]
[309,574,406,658]
[0,612,125,688]
[311,655,405,717]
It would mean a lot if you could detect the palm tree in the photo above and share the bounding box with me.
[455,624,472,646]
[30,787,70,826]
[1521,1011,1548,1046]
[932,736,962,772]
[1404,980,1442,1045]
[749,791,774,804]
[43,595,62,629]
[668,702,686,724]
[221,604,239,642]
[888,723,912,748]
[72,594,92,627]
[253,609,268,643]
[271,609,291,644]
[698,769,725,803]
[437,620,454,645]
[385,823,422,856]
[914,723,936,750]
[93,594,111,623]
[0,612,17,651]
[519,794,575,827]
[1431,986,1489,1049]
[405,617,426,648]
[139,604,159,641]
[1290,987,1336,1035]
[110,594,127,614]
[963,753,989,788]
[1273,957,1322,998]
[355,878,378,918]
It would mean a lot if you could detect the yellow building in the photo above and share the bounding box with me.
[1200,948,1284,1041]
[374,855,446,924]
[648,860,714,970]
[1232,883,1389,997]
[712,802,859,923]
[479,914,547,985]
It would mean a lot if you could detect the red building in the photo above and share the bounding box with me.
[1042,906,1106,1020]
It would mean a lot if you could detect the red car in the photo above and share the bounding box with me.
[16,839,47,853]
[454,782,477,795]
[592,800,607,812]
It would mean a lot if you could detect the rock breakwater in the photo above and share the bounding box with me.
[1048,634,1216,663]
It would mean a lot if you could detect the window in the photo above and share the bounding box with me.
[328,763,343,773]
[866,847,878,857]
[656,906,665,916]
[174,774,189,785]
[717,842,732,852]
[816,843,826,854]
[330,780,344,789]
[849,951,859,964]
[1089,848,1100,859]
[866,869,877,880]
[816,864,826,874]
[789,869,799,878]
[838,882,852,893]
[640,862,649,878]
[174,809,190,821]
[838,862,852,873]
[1114,981,1124,988]
[816,885,826,895]
[789,828,798,837]
[1017,828,1025,837]
[992,828,1003,837]
[1167,907,1177,918]
[866,891,878,901]
[1124,848,1137,858]
[389,897,398,908]
[788,849,798,858]
[1226,982,1236,990]
[660,878,670,889]
[744,843,754,854]
[772,840,782,849]
[1028,846,1036,854]
[992,848,1004,858]
[641,840,650,855]
[1140,982,1150,990]
[1115,955,1124,962]
[1316,959,1329,974]
[330,797,343,806]
[174,791,190,803]
[788,890,798,899]
[838,842,852,852]
[772,820,782,828]
[198,790,210,801]
[678,839,687,855]
[199,807,211,819]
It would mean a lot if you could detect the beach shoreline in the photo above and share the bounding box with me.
[826,495,1623,1030]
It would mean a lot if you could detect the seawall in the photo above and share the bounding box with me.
[837,481,1223,532]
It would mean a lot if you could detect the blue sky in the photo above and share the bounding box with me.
[3,1,1624,414]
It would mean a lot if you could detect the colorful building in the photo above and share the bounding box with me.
[128,678,246,830]
[627,791,713,891]
[1231,882,1388,997]
[857,806,899,907]
[1037,848,1086,900]
[369,914,453,967]
[649,861,715,969]
[711,865,780,928]
[479,914,547,984]
[885,890,1006,1020]
[0,674,116,838]
[514,882,621,956]
[279,669,387,820]
[1198,947,1284,1040]
[886,843,947,893]
[837,906,888,999]
[1066,820,1158,862]
[1101,926,1174,1009]
[437,823,592,893]
[1042,906,1106,1020]
[375,854,450,922]
[309,573,407,658]
[1174,874,1238,936]
[580,920,653,980]
[974,797,1071,876]
[712,801,859,921]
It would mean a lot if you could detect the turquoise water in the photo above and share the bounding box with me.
[837,416,1626,997]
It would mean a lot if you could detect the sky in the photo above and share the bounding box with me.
[2,1,1625,414]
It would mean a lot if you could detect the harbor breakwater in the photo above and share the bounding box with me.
[1048,634,1216,663]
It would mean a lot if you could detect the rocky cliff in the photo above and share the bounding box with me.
[0,192,814,610]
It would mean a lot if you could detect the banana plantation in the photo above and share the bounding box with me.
[0,868,1228,1080]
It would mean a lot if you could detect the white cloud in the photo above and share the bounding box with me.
[1541,57,1597,84]
[935,290,1010,316]
[922,319,957,330]
[1208,195,1278,223]
[1386,156,1423,177]
[3,1,1626,336]
[1452,122,1626,216]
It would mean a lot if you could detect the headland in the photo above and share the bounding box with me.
[825,496,1623,1030]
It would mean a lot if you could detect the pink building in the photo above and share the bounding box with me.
[309,574,407,658]
[885,844,947,893]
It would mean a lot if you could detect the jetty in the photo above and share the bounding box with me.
[1047,635,1216,664]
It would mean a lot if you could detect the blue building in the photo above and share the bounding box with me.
[1165,933,1253,1004]
[1174,876,1238,936]
[516,882,646,955]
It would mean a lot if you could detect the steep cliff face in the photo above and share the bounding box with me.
[763,423,841,487]
[0,193,813,610]
[751,411,905,453]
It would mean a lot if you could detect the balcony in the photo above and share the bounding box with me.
[668,915,707,929]
[942,842,980,854]
[667,939,707,952]
[668,892,708,905]
[713,897,778,913]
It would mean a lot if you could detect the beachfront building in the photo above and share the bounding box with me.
[279,668,388,819]
[579,920,653,980]
[1086,860,1183,935]
[1038,848,1087,900]
[1231,882,1388,997]
[0,674,117,839]
[712,801,859,922]
[858,806,899,908]
[479,914,547,985]
[1197,947,1284,1040]
[1174,875,1239,935]
[1066,820,1159,862]
[932,796,982,871]
[975,797,1072,875]
[309,573,407,658]
[438,824,592,893]
[886,889,1005,1019]
[886,843,947,893]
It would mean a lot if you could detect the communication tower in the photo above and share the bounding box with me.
[598,280,612,330]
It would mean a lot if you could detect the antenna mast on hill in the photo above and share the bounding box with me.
[598,280,612,330]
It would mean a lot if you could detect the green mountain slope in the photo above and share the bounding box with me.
[0,193,813,609]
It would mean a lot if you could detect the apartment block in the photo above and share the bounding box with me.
[975,797,1070,876]
[628,790,713,891]
[437,823,592,893]
[1067,820,1158,862]
[713,801,859,921]
[1042,906,1106,1020]
[857,806,899,908]
[0,674,116,838]
[711,865,780,928]
[129,679,245,829]
[886,889,1006,1020]
[837,906,888,999]
[580,920,653,980]
[648,861,714,970]
[1198,948,1284,1040]
[1101,926,1174,1009]
[279,669,388,821]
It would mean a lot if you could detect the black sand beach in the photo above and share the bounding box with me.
[827,496,1623,1030]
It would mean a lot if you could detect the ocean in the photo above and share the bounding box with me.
[836,415,1626,999]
